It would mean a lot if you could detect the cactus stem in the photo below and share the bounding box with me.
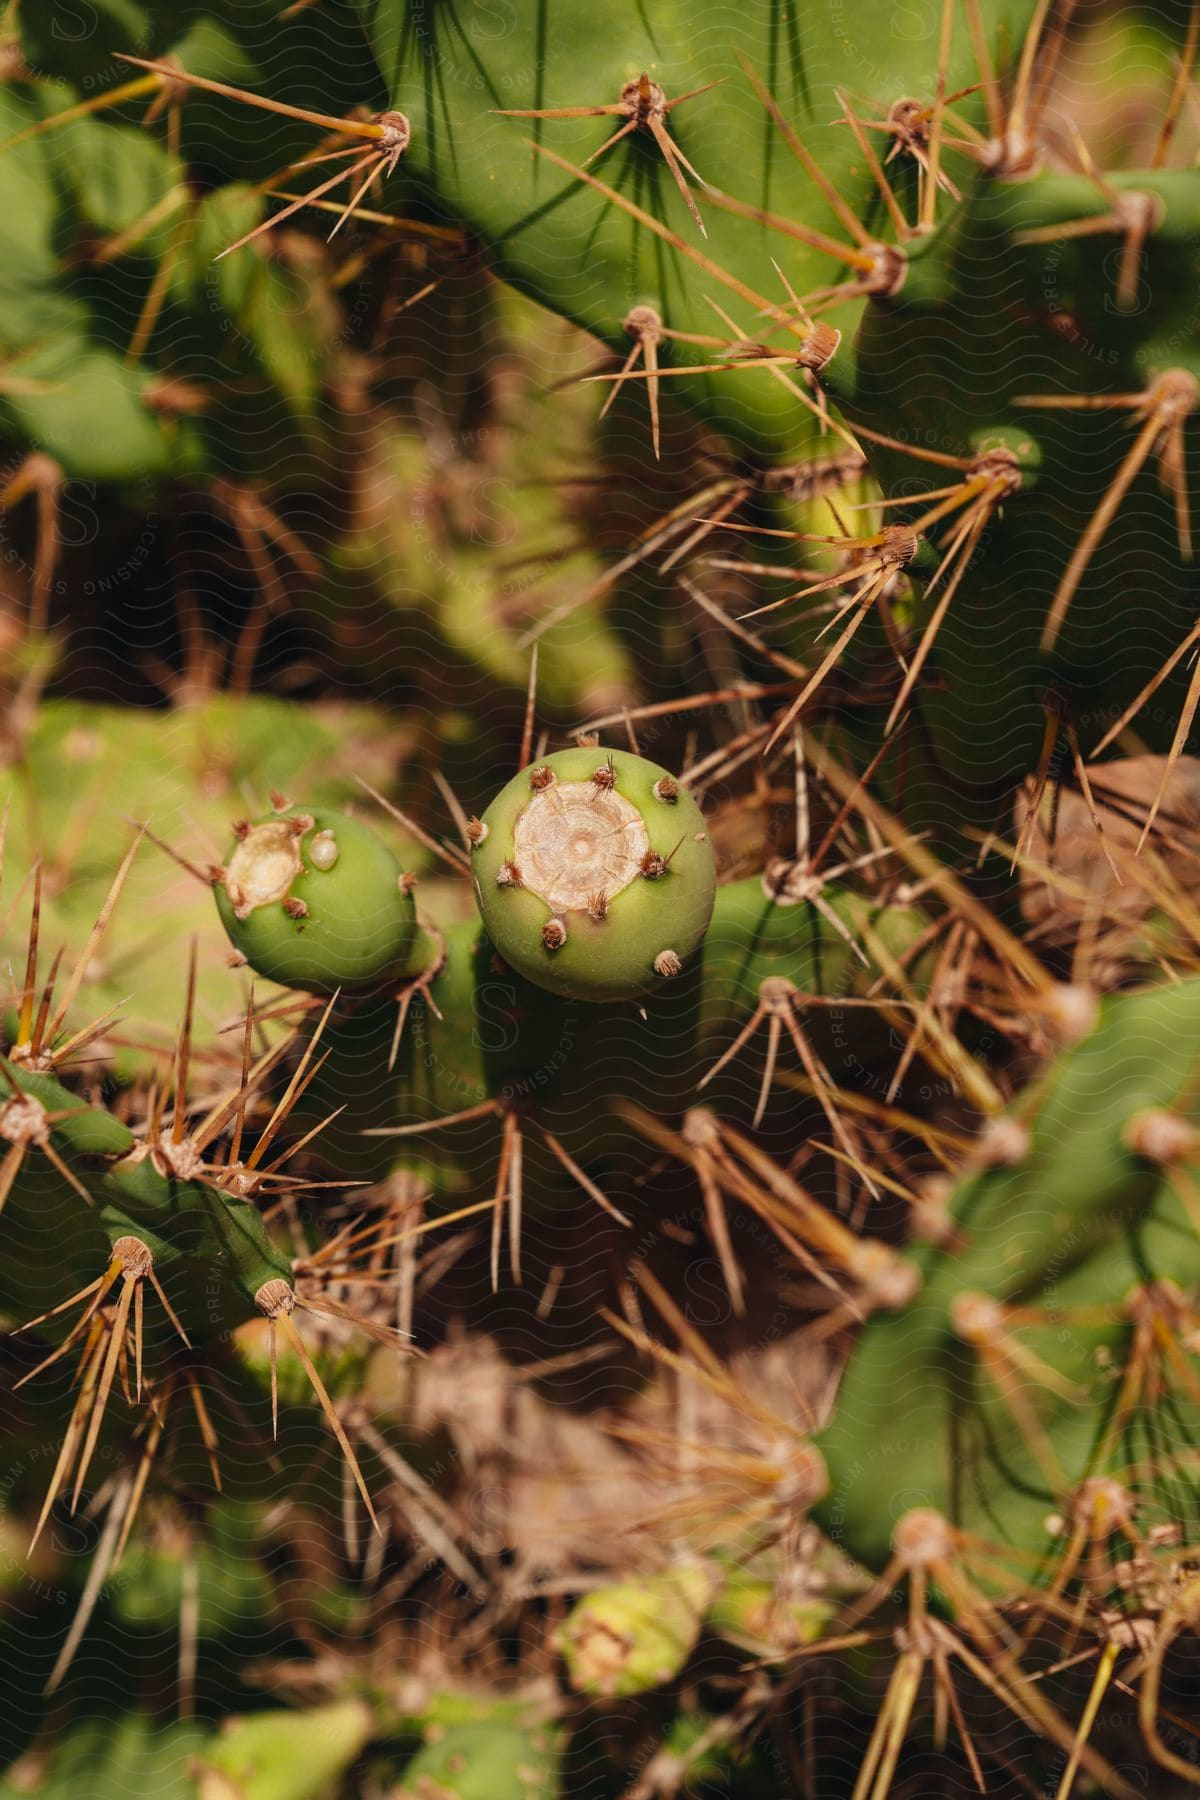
[759,527,920,754]
[530,139,829,347]
[1018,370,1197,653]
[834,89,911,242]
[499,73,722,236]
[885,453,1023,734]
[1016,185,1163,311]
[949,1291,1077,1487]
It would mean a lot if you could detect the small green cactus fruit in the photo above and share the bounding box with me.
[194,1699,374,1800]
[214,804,418,992]
[472,749,717,1002]
[559,1563,714,1698]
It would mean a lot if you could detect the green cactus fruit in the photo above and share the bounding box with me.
[472,750,717,1002]
[395,1718,562,1800]
[193,1699,373,1800]
[215,805,419,992]
[2,696,402,1081]
[559,1563,713,1697]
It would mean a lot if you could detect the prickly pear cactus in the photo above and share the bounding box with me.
[6,2,1200,1797]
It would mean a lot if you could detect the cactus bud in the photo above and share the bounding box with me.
[214,806,418,992]
[471,748,716,1001]
[559,1564,713,1697]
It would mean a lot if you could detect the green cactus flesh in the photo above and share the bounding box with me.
[831,166,1200,798]
[395,1718,562,1800]
[352,0,1039,460]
